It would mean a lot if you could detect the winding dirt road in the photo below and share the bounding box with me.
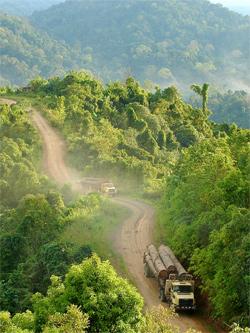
[30,109,214,333]
[0,98,215,332]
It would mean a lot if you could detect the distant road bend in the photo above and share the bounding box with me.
[0,99,216,332]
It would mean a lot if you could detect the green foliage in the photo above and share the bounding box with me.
[191,207,250,325]
[29,0,250,88]
[0,13,87,86]
[137,128,157,155]
[2,71,248,326]
[42,304,88,333]
[158,128,250,323]
[34,72,210,192]
[64,255,144,332]
[32,255,143,333]
[210,90,250,128]
[0,100,116,314]
[175,124,200,147]
[0,256,249,332]
[0,311,33,333]
[190,89,250,128]
[140,306,178,333]
[157,130,166,149]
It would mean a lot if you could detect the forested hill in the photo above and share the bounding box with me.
[0,0,61,16]
[0,72,249,327]
[31,0,250,87]
[0,12,89,86]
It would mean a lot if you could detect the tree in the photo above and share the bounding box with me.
[63,255,144,333]
[42,305,88,333]
[16,194,62,251]
[191,83,209,113]
[175,124,199,147]
[0,234,27,276]
[137,128,158,155]
[140,306,178,333]
[0,311,32,333]
[32,255,144,333]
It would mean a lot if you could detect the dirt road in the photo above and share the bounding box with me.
[0,98,16,106]
[1,99,214,332]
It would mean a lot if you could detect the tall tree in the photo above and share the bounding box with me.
[191,83,209,113]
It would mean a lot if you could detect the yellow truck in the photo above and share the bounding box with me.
[144,244,196,311]
[79,178,117,196]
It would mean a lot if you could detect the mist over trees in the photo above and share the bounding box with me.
[0,12,88,86]
[0,0,61,16]
[31,0,250,87]
[0,70,249,327]
[0,0,250,328]
[1,0,250,91]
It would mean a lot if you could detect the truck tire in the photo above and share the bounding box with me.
[159,288,166,302]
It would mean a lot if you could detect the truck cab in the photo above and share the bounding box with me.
[166,280,196,310]
[100,182,117,196]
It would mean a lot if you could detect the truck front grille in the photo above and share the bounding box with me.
[179,299,193,307]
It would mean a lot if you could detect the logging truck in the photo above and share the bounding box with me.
[143,244,196,311]
[79,178,117,196]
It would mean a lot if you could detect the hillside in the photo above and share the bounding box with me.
[31,0,250,88]
[0,0,61,16]
[189,89,250,128]
[0,12,89,86]
[1,72,249,326]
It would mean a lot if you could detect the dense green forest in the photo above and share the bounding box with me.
[6,71,248,324]
[23,72,214,194]
[189,89,250,128]
[0,12,87,86]
[158,128,249,324]
[31,0,250,86]
[0,88,182,333]
[1,0,250,92]
[209,90,250,128]
[0,0,249,330]
[0,97,133,328]
[0,71,249,329]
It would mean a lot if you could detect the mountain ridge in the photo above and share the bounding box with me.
[30,0,250,88]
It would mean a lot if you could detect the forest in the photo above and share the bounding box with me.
[0,71,249,329]
[189,88,250,128]
[29,0,250,88]
[0,0,250,330]
[1,0,250,91]
[0,12,87,86]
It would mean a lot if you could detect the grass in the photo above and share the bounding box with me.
[61,199,130,273]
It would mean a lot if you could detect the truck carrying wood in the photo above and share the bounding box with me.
[78,178,117,196]
[143,244,196,311]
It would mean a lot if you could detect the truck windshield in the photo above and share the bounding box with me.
[173,285,192,293]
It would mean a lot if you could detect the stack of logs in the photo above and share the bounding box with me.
[144,244,188,280]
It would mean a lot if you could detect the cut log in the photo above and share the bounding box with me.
[158,245,188,279]
[158,246,177,276]
[144,252,157,278]
[147,244,168,280]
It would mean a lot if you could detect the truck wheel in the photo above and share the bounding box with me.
[159,289,166,302]
[165,296,170,304]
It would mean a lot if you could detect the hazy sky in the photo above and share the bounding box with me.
[210,0,250,6]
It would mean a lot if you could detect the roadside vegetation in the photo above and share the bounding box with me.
[0,98,128,317]
[0,70,249,328]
